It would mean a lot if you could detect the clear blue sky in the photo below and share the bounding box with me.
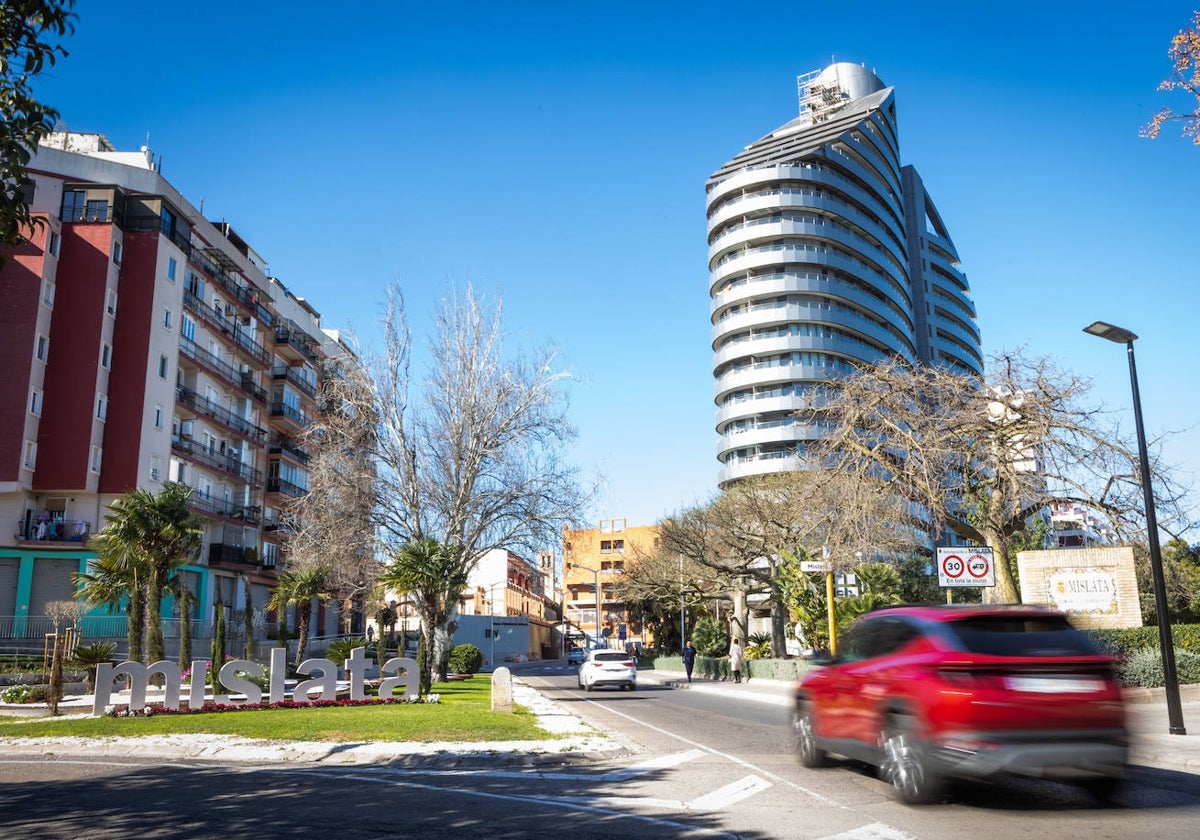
[38,1,1200,538]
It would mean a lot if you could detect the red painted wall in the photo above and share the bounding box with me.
[35,223,110,491]
[101,231,157,493]
[0,219,47,480]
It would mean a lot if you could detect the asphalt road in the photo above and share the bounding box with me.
[2,661,1200,839]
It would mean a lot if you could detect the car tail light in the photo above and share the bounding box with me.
[622,660,635,668]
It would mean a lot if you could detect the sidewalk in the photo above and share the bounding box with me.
[637,667,1200,777]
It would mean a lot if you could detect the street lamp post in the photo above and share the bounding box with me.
[570,564,602,649]
[1083,321,1186,735]
[487,580,507,669]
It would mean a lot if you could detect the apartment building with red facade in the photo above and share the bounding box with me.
[0,132,336,649]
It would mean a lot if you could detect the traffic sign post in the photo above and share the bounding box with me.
[936,547,995,588]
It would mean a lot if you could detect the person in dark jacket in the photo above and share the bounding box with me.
[682,640,697,683]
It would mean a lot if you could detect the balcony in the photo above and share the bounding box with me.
[178,337,265,404]
[268,433,310,464]
[171,435,264,486]
[270,400,311,430]
[175,385,267,442]
[272,364,317,399]
[266,476,307,498]
[188,494,261,525]
[274,325,319,363]
[15,514,92,544]
[208,543,260,568]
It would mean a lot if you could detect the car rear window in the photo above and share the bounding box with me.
[942,615,1100,657]
[594,652,628,662]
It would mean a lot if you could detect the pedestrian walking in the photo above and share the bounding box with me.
[729,637,744,684]
[682,640,697,683]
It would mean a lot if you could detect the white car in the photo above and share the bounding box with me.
[577,649,637,691]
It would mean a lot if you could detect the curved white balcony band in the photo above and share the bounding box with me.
[711,299,913,360]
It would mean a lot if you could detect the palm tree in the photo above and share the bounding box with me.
[89,484,203,663]
[379,539,468,694]
[73,552,144,663]
[269,565,333,671]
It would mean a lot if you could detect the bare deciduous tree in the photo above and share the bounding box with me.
[805,352,1193,603]
[1143,10,1200,144]
[279,338,381,634]
[373,283,587,682]
[659,471,922,655]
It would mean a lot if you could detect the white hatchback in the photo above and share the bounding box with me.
[577,649,637,691]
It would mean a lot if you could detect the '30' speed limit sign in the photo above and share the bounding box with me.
[936,547,995,588]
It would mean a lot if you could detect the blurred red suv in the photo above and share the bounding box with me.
[793,604,1128,804]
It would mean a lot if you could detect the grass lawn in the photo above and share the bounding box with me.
[0,676,554,743]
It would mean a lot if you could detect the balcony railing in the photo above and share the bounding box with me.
[268,433,310,464]
[15,515,92,543]
[178,337,266,404]
[272,364,317,398]
[207,543,264,568]
[270,401,311,428]
[231,325,269,365]
[188,493,261,524]
[175,386,267,442]
[171,435,263,486]
[274,325,319,362]
[266,476,307,497]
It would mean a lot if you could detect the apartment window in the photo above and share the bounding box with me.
[36,334,48,361]
[112,241,122,265]
[23,441,37,470]
[47,231,60,257]
[62,190,84,222]
[30,389,42,416]
[42,279,55,307]
[167,257,177,281]
[106,289,117,316]
[90,446,103,474]
[181,314,196,342]
[163,306,173,329]
[600,539,624,554]
[101,343,111,369]
[96,395,107,421]
[158,354,169,379]
[169,457,186,483]
[149,455,161,482]
[154,404,164,429]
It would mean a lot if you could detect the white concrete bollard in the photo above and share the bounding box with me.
[491,666,513,713]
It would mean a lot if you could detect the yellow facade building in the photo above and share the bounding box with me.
[562,518,659,649]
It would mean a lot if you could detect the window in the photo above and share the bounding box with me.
[47,230,60,256]
[101,343,111,369]
[84,199,108,222]
[158,354,169,379]
[23,441,37,470]
[169,457,185,482]
[42,280,54,306]
[112,241,122,265]
[96,395,107,421]
[90,446,103,474]
[30,389,41,416]
[61,190,84,222]
[167,257,177,281]
[181,315,196,342]
[154,404,164,429]
[36,334,48,361]
[163,307,173,329]
[106,289,117,316]
[150,455,161,482]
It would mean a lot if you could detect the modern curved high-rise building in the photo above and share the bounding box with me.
[708,62,983,486]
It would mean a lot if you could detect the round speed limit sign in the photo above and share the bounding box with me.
[937,547,996,587]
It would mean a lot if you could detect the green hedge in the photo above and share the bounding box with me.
[1085,624,1200,657]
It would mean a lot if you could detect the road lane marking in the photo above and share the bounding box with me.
[821,822,917,839]
[686,774,773,811]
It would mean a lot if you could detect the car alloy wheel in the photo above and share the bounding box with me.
[793,698,827,768]
[880,714,942,805]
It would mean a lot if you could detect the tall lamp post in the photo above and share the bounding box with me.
[1083,321,1186,735]
[487,580,507,669]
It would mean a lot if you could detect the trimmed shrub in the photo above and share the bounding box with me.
[1118,649,1200,687]
[1,684,33,703]
[448,643,483,675]
[1086,624,1200,658]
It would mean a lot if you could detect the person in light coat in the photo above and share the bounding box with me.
[728,638,744,684]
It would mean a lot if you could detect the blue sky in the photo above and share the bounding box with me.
[37,1,1200,537]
